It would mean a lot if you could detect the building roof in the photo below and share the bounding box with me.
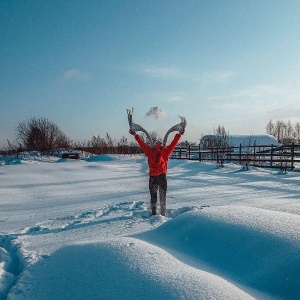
[200,134,280,147]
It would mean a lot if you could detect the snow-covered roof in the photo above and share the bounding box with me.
[227,134,280,146]
[201,134,280,147]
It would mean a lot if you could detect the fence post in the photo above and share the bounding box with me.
[239,144,242,165]
[270,144,273,168]
[253,142,256,165]
[291,143,295,170]
[198,144,201,162]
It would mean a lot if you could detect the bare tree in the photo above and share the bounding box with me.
[266,119,300,144]
[87,135,107,153]
[266,119,275,136]
[285,120,294,144]
[213,125,229,148]
[105,133,114,153]
[16,117,70,153]
[295,122,300,143]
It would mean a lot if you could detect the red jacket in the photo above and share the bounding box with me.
[135,133,181,176]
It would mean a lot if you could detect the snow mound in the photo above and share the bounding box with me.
[86,154,118,162]
[0,158,22,165]
[9,238,254,300]
[137,206,300,299]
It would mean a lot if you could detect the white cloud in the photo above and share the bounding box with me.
[208,83,300,121]
[139,64,185,80]
[136,64,235,85]
[209,84,294,103]
[152,91,184,103]
[166,95,183,102]
[231,84,288,99]
[61,69,90,81]
[133,91,184,104]
[200,71,235,83]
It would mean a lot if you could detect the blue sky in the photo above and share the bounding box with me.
[1,0,300,146]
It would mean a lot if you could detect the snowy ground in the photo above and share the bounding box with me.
[1,154,300,299]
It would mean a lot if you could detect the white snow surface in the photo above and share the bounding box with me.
[1,154,300,299]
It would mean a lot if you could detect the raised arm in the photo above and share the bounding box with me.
[131,132,152,156]
[165,133,182,157]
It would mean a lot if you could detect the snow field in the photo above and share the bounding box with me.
[1,155,300,299]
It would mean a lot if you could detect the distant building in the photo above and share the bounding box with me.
[200,134,280,150]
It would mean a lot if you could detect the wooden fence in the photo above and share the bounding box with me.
[171,143,300,171]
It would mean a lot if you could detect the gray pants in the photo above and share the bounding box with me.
[149,174,167,216]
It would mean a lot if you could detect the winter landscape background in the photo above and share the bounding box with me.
[1,153,300,299]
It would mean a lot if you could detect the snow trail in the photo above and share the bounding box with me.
[0,235,23,300]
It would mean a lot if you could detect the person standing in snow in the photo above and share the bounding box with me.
[129,130,184,216]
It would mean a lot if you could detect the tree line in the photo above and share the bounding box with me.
[74,133,141,155]
[266,119,300,144]
[1,117,300,156]
[0,117,141,156]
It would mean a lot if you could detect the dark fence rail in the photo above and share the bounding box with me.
[171,143,300,171]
